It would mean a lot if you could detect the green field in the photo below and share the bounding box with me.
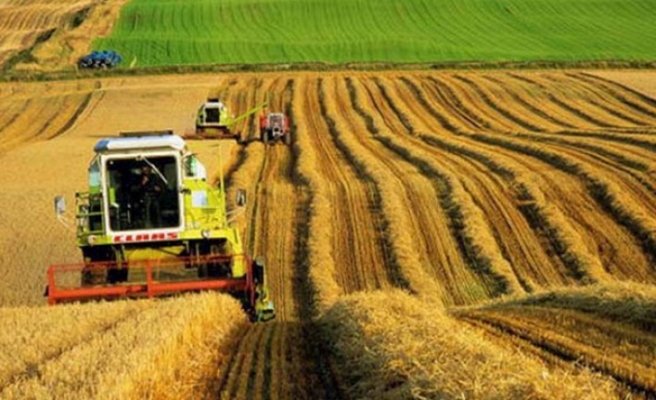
[96,0,656,67]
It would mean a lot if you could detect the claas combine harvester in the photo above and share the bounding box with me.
[189,98,267,140]
[46,131,275,322]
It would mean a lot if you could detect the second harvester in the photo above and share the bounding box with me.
[191,98,267,141]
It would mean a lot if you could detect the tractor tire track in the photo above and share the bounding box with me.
[217,77,341,400]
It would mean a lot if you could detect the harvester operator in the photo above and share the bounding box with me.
[132,165,164,229]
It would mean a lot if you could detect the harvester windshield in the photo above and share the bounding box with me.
[106,156,180,231]
[205,106,220,123]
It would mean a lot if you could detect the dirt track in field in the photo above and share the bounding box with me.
[1,70,656,397]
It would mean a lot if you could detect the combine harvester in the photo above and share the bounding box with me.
[47,131,275,322]
[189,98,267,141]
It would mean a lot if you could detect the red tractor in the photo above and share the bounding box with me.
[259,113,291,145]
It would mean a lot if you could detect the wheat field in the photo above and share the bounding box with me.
[1,70,656,398]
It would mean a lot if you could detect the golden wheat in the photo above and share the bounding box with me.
[323,290,618,399]
[0,293,246,399]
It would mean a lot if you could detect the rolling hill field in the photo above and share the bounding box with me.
[94,0,656,66]
[1,0,656,399]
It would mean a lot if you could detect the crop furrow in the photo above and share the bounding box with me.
[553,73,654,126]
[533,73,645,129]
[224,146,250,189]
[502,306,656,364]
[480,74,578,129]
[243,78,264,142]
[439,74,523,132]
[423,135,589,283]
[506,73,616,128]
[579,72,656,110]
[398,76,461,132]
[317,78,407,291]
[469,133,656,266]
[289,78,343,399]
[582,97,650,127]
[556,130,656,153]
[423,76,493,131]
[429,74,520,132]
[47,92,94,140]
[459,313,653,396]
[286,81,316,320]
[346,76,487,298]
[452,74,546,132]
[392,75,656,283]
[363,94,507,297]
[380,76,599,294]
[515,133,649,172]
[511,133,656,202]
[0,98,29,135]
[350,77,493,303]
[456,315,576,369]
[219,78,343,399]
[570,72,656,120]
[382,77,601,287]
[255,323,274,400]
[457,309,656,396]
[372,77,415,134]
[0,97,57,151]
[394,76,598,283]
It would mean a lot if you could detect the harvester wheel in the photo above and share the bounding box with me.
[283,131,291,145]
[262,130,269,144]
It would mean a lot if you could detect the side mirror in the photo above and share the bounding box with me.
[236,189,246,207]
[54,196,66,216]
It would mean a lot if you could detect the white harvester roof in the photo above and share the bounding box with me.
[94,135,186,153]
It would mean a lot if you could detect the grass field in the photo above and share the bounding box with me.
[94,0,656,67]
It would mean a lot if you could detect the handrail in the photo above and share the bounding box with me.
[75,191,105,236]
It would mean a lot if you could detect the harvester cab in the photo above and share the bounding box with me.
[189,98,267,141]
[47,131,275,322]
[260,112,291,145]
